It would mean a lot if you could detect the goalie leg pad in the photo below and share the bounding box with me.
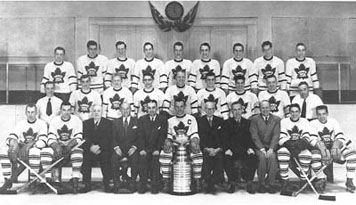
[277,147,290,180]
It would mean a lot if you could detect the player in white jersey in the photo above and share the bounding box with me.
[252,41,286,91]
[286,43,320,98]
[103,73,133,120]
[292,82,323,121]
[221,43,257,95]
[310,105,356,193]
[41,47,77,102]
[159,96,203,193]
[165,42,192,87]
[133,72,165,118]
[131,42,167,92]
[105,41,136,91]
[226,75,259,119]
[162,69,198,116]
[197,71,229,120]
[0,104,47,192]
[188,42,221,91]
[258,75,290,119]
[69,75,102,121]
[36,81,63,125]
[41,102,83,193]
[77,40,108,94]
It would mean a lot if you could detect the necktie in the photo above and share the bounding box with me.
[301,99,307,118]
[124,118,128,134]
[208,117,213,127]
[46,98,52,116]
[95,121,99,130]
[264,116,268,124]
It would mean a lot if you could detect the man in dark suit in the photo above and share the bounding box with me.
[80,104,113,193]
[198,99,225,194]
[137,99,168,194]
[223,101,258,194]
[250,100,280,193]
[112,102,139,193]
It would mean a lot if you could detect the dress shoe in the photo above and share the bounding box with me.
[246,182,256,194]
[79,185,92,193]
[257,184,266,193]
[162,179,170,193]
[265,185,277,194]
[226,183,235,193]
[71,178,79,194]
[137,183,147,194]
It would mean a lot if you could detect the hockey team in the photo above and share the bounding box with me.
[0,40,355,196]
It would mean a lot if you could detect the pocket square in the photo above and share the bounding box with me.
[157,126,161,130]
[132,126,137,129]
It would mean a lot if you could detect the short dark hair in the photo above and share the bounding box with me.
[316,105,328,113]
[261,41,272,49]
[26,103,37,111]
[205,71,216,79]
[143,42,154,50]
[44,81,55,87]
[233,43,244,52]
[112,72,122,80]
[231,101,243,108]
[174,97,186,106]
[80,74,90,81]
[234,75,245,82]
[298,81,309,88]
[296,42,306,49]
[60,101,72,109]
[200,42,211,51]
[87,40,98,48]
[143,72,154,80]
[266,75,277,81]
[54,47,65,54]
[173,41,184,49]
[147,99,158,106]
[115,41,127,48]
[290,103,301,111]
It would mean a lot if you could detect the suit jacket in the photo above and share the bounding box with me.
[250,114,280,151]
[112,116,139,153]
[223,117,255,157]
[137,114,168,152]
[197,115,224,150]
[82,117,113,154]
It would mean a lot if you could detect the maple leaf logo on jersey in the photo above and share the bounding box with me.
[174,121,189,136]
[172,65,186,79]
[235,98,248,114]
[85,61,99,77]
[57,125,73,141]
[261,64,276,79]
[199,65,214,80]
[268,96,281,113]
[142,65,156,77]
[115,64,129,79]
[140,95,152,113]
[318,127,333,148]
[287,125,303,140]
[173,91,188,104]
[294,64,309,79]
[110,94,125,110]
[232,65,246,77]
[22,128,38,144]
[77,96,93,113]
[204,94,219,104]
[51,67,66,84]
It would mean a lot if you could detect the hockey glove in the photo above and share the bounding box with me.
[8,139,19,163]
[190,138,201,154]
[62,145,72,159]
[163,138,173,153]
[297,138,310,151]
[284,140,300,157]
[18,142,35,162]
[331,140,343,161]
[50,142,63,161]
[316,141,332,165]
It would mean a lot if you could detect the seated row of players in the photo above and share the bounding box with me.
[40,40,320,104]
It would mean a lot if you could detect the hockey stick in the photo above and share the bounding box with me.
[293,157,336,201]
[0,163,27,194]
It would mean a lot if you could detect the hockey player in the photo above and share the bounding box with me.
[102,73,133,120]
[69,75,102,121]
[159,97,203,193]
[105,41,136,91]
[258,75,290,119]
[226,75,259,119]
[165,41,192,87]
[277,103,318,191]
[41,102,83,193]
[77,40,108,94]
[252,41,286,92]
[131,42,167,92]
[197,71,229,120]
[0,104,47,192]
[310,105,356,193]
[41,47,77,102]
[36,81,63,125]
[162,69,198,117]
[188,42,221,91]
[286,43,320,98]
[133,72,165,118]
[221,43,256,95]
[292,81,323,121]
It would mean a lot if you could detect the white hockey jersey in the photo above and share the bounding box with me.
[279,117,317,146]
[69,89,102,121]
[36,96,63,125]
[286,57,320,97]
[226,91,259,119]
[102,86,133,120]
[292,93,323,120]
[258,89,291,119]
[132,58,167,90]
[133,88,165,118]
[167,114,199,140]
[188,59,221,90]
[47,115,83,146]
[252,56,286,90]
[162,85,198,115]
[196,88,229,120]
[165,59,192,86]
[221,58,256,92]
[7,119,47,148]
[105,57,136,89]
[41,61,77,94]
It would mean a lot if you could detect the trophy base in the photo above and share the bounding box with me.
[170,191,195,196]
